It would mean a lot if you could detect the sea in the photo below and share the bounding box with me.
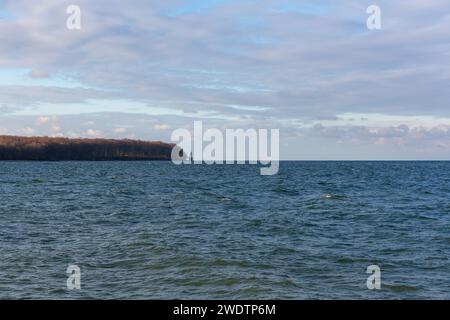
[0,161,449,299]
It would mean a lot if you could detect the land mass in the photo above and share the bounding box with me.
[0,135,177,161]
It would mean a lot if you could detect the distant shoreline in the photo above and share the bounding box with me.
[0,159,172,161]
[0,135,178,161]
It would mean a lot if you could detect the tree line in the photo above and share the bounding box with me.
[0,136,177,161]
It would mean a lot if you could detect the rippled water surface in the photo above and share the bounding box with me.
[1,161,450,299]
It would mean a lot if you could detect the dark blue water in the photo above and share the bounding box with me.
[1,161,449,299]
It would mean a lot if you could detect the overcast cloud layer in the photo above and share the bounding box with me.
[1,0,450,159]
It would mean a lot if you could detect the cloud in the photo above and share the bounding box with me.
[1,0,450,158]
[153,124,169,130]
[36,116,55,124]
[28,69,50,79]
[85,129,102,137]
[114,127,127,133]
[21,127,35,135]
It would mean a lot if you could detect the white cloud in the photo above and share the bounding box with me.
[85,129,102,137]
[153,124,169,130]
[37,116,51,124]
[114,127,127,133]
[36,115,58,125]
[21,127,35,135]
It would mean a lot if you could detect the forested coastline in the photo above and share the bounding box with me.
[0,136,176,161]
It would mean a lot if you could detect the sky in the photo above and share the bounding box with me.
[1,0,450,160]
